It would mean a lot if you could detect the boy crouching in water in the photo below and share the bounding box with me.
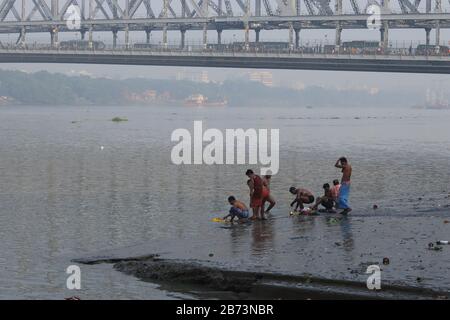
[223,196,250,222]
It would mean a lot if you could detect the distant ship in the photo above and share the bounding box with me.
[184,94,227,107]
[412,88,450,110]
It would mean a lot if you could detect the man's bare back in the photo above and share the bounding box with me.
[297,188,313,198]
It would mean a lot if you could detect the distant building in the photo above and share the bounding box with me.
[143,90,157,100]
[124,89,158,103]
[249,71,273,87]
[176,69,210,83]
[200,70,209,83]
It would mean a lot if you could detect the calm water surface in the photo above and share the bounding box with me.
[0,105,449,299]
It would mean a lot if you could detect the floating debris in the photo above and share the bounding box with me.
[328,217,340,224]
[428,243,443,251]
[111,117,128,122]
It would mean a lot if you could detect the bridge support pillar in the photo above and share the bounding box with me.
[380,25,389,51]
[180,29,186,49]
[244,24,249,51]
[145,29,151,44]
[255,28,260,43]
[203,24,208,49]
[425,28,431,46]
[125,25,130,49]
[335,25,342,51]
[163,25,168,48]
[435,0,442,46]
[435,22,440,46]
[50,27,58,48]
[217,29,222,45]
[112,30,118,49]
[295,28,300,49]
[80,30,86,41]
[19,27,26,45]
[88,27,93,49]
[289,24,294,50]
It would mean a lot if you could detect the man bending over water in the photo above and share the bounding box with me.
[223,196,249,222]
[335,157,352,215]
[289,187,315,212]
[311,183,336,213]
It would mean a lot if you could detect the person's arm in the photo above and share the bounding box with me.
[222,213,231,220]
[335,159,343,168]
[290,198,298,207]
[249,179,255,197]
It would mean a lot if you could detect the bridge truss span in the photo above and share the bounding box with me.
[0,1,449,53]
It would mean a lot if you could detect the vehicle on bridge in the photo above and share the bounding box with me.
[342,41,383,55]
[59,40,106,50]
[229,42,290,52]
[416,45,450,56]
[133,43,156,50]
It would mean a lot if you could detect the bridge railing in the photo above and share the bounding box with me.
[1,40,449,58]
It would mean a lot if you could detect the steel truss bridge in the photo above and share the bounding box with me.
[0,0,449,49]
[0,0,449,74]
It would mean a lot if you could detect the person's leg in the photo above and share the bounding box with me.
[311,196,323,210]
[261,199,267,216]
[253,205,261,219]
[338,184,352,214]
[265,195,276,213]
[253,197,264,219]
[228,207,239,221]
[250,196,258,219]
[258,206,266,220]
[322,199,335,212]
[297,197,305,210]
[250,207,258,220]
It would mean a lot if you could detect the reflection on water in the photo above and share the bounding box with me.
[0,105,449,299]
[251,221,275,256]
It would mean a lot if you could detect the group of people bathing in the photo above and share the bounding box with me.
[223,157,352,222]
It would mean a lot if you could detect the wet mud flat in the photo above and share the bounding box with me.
[74,213,450,300]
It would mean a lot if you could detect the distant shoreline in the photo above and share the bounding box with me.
[0,69,424,108]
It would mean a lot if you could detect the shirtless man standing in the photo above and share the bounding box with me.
[335,157,352,214]
[289,187,315,211]
[246,169,265,220]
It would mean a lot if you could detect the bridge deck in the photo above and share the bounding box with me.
[0,49,449,74]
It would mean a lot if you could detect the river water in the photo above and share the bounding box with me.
[0,105,449,299]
